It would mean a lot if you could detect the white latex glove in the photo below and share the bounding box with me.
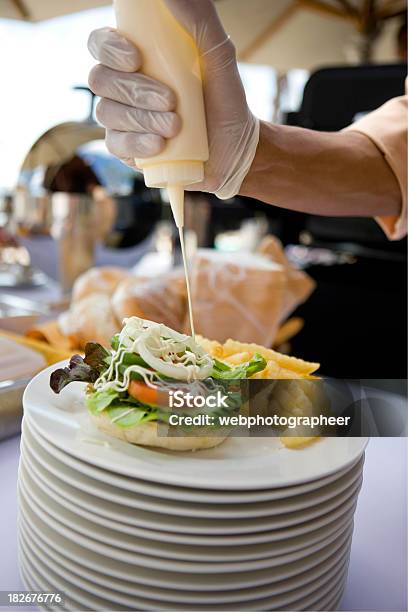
[88,0,259,199]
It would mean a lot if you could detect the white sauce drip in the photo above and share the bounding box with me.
[167,185,195,340]
[178,227,195,339]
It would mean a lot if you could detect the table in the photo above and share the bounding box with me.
[0,437,406,612]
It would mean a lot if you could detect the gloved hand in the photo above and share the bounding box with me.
[88,0,259,199]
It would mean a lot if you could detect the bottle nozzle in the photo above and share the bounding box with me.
[167,185,185,228]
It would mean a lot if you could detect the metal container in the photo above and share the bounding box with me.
[50,193,97,294]
[0,378,29,440]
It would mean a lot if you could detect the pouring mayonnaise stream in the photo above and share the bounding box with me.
[113,0,210,339]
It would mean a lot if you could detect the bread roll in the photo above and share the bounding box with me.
[72,267,130,303]
[112,270,186,331]
[90,413,226,451]
[58,293,120,350]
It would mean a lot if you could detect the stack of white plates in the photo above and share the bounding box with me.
[18,364,368,611]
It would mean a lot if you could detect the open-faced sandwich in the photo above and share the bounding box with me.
[50,316,269,451]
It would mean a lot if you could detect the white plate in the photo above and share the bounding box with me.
[26,414,364,505]
[22,448,355,563]
[20,551,344,612]
[20,551,347,612]
[19,530,349,612]
[19,445,359,547]
[19,520,351,608]
[18,527,349,609]
[18,466,353,574]
[18,490,353,592]
[18,519,351,606]
[23,363,368,490]
[18,540,348,612]
[24,419,364,519]
[21,452,354,565]
[18,483,353,585]
[20,438,363,536]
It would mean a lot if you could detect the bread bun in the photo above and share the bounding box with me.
[90,412,226,451]
[112,271,186,331]
[72,267,130,303]
[58,293,120,350]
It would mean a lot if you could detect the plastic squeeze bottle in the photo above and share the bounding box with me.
[113,0,209,337]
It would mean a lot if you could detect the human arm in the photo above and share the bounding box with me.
[240,120,402,219]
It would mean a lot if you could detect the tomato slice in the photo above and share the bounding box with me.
[128,381,167,407]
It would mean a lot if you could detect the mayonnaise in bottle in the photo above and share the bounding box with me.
[113,0,209,338]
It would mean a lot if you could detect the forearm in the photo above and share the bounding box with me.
[240,121,401,218]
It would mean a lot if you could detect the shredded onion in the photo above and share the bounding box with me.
[95,317,213,392]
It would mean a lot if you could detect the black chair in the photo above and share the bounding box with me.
[286,63,406,130]
[283,64,407,377]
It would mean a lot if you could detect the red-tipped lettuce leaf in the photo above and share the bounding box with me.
[50,342,110,394]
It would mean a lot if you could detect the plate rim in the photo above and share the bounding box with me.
[18,529,349,610]
[18,449,360,546]
[18,488,354,592]
[19,448,354,563]
[17,520,352,597]
[24,415,364,517]
[19,445,363,536]
[18,465,354,574]
[20,443,357,558]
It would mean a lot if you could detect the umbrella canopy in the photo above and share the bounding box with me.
[0,0,110,21]
[217,0,406,67]
[1,0,404,67]
[20,121,105,171]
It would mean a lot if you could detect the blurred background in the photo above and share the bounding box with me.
[0,0,407,381]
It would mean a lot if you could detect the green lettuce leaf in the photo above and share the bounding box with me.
[106,406,158,428]
[111,334,120,350]
[211,353,266,380]
[86,389,119,414]
[212,358,230,372]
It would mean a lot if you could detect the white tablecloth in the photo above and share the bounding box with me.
[0,437,406,612]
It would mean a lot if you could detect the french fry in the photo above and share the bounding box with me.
[198,335,319,380]
[273,317,304,347]
[224,352,252,366]
[251,361,305,380]
[222,339,319,375]
[280,436,321,449]
[196,335,224,358]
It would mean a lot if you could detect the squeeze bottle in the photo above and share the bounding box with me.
[113,0,209,229]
